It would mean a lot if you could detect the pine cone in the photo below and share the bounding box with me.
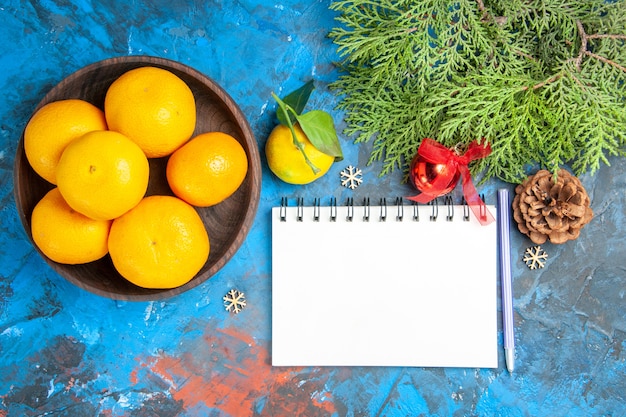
[512,170,593,244]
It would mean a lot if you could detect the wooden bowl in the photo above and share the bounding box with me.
[13,56,261,300]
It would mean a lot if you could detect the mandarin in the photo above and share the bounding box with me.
[166,132,248,207]
[24,99,108,184]
[56,130,149,221]
[31,188,112,264]
[104,66,196,158]
[108,195,210,289]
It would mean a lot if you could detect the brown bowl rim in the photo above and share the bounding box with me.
[13,55,261,300]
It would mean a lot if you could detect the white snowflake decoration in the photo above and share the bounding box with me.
[340,165,363,190]
[223,289,246,313]
[523,246,548,269]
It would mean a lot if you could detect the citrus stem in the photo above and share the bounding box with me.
[272,93,320,175]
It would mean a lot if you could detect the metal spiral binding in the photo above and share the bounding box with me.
[429,198,438,221]
[296,197,304,222]
[330,197,337,222]
[362,197,370,222]
[379,198,387,222]
[346,197,354,222]
[412,201,420,222]
[396,197,404,221]
[313,197,321,221]
[479,193,487,220]
[280,197,288,222]
[279,196,476,223]
[462,197,470,221]
[444,195,454,221]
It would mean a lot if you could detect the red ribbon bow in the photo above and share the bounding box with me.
[407,138,494,226]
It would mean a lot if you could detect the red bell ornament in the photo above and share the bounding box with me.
[409,154,461,197]
[407,138,495,226]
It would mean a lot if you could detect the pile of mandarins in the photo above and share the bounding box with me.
[24,66,248,289]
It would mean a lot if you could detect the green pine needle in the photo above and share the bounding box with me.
[329,0,626,183]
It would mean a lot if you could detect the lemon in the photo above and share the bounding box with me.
[265,124,334,184]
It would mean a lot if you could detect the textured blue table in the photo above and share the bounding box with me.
[1,1,625,416]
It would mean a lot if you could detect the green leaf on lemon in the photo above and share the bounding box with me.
[295,110,343,161]
[272,82,344,174]
[277,80,315,126]
[272,92,321,174]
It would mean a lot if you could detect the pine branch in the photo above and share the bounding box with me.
[329,0,626,183]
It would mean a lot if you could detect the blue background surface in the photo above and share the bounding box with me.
[1,1,625,416]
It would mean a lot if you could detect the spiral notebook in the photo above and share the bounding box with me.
[271,197,498,368]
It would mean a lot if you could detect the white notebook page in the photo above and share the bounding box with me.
[271,201,498,368]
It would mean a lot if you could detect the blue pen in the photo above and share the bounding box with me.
[497,189,515,373]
